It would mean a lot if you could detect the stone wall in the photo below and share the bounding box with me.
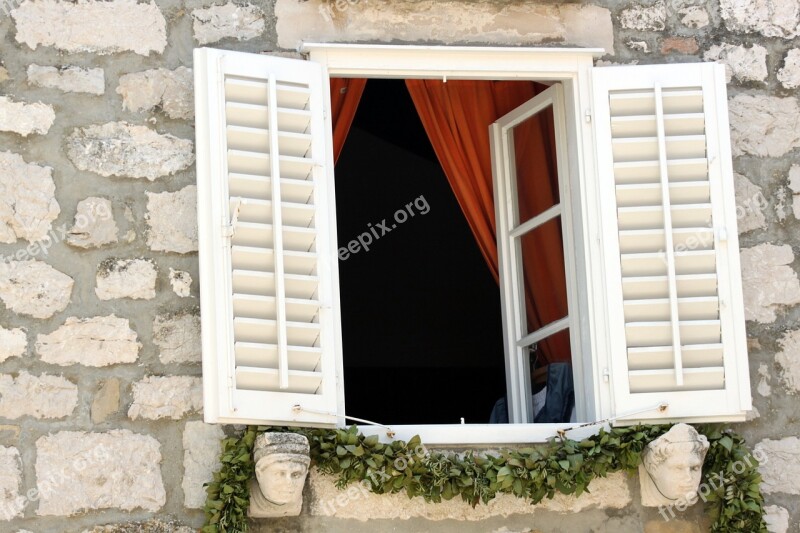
[0,0,797,531]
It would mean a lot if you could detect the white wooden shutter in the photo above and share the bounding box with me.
[593,63,751,423]
[195,48,342,426]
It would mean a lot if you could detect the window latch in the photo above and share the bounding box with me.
[603,367,610,383]
[585,109,592,123]
[223,198,244,238]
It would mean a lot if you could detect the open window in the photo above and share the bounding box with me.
[194,45,752,443]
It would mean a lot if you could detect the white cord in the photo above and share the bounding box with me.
[292,405,395,438]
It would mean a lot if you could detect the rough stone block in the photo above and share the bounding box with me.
[0,96,54,136]
[778,49,800,89]
[740,244,800,323]
[182,421,224,509]
[704,43,768,83]
[661,36,698,55]
[95,258,157,300]
[0,151,59,244]
[776,328,800,393]
[729,94,800,157]
[12,0,167,55]
[755,437,800,494]
[35,430,166,515]
[117,67,193,120]
[788,165,800,219]
[733,172,767,233]
[66,197,118,249]
[764,504,790,533]
[91,378,120,424]
[81,519,194,533]
[27,65,105,95]
[145,186,198,253]
[0,326,26,363]
[0,371,77,419]
[66,122,194,181]
[153,311,201,364]
[169,268,192,298]
[620,1,666,31]
[276,0,614,53]
[35,315,140,367]
[0,446,24,520]
[192,2,266,45]
[679,6,710,28]
[0,260,73,319]
[720,0,800,38]
[128,376,202,420]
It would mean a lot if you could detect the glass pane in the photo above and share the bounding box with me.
[529,328,574,423]
[513,104,560,226]
[518,216,570,362]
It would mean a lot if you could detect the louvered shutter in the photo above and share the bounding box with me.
[195,48,342,426]
[592,63,751,422]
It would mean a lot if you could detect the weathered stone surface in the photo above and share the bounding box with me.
[153,312,201,364]
[0,67,8,84]
[720,0,800,38]
[679,6,710,28]
[0,326,25,363]
[82,519,194,533]
[626,40,650,53]
[728,94,800,157]
[776,328,800,393]
[276,0,614,53]
[169,268,192,298]
[27,65,105,95]
[644,521,706,533]
[66,122,194,181]
[755,437,800,494]
[35,315,140,367]
[0,96,54,136]
[128,376,202,420]
[788,165,800,219]
[620,1,666,31]
[66,197,118,249]
[309,470,630,519]
[0,261,73,319]
[91,378,120,424]
[764,505,790,533]
[778,48,800,89]
[145,186,198,253]
[0,446,24,520]
[740,244,800,323]
[757,363,772,396]
[12,0,167,55]
[117,67,193,120]
[95,258,157,300]
[36,430,166,515]
[704,43,768,83]
[0,372,77,419]
[734,172,767,233]
[661,36,698,55]
[192,2,265,45]
[0,151,59,244]
[182,421,224,509]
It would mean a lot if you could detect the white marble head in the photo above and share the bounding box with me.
[249,432,310,517]
[639,423,710,507]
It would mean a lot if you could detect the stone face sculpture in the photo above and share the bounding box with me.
[248,432,310,517]
[638,423,710,507]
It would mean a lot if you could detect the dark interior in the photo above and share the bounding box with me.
[334,79,507,425]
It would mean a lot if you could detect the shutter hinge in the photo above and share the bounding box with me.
[603,367,610,383]
[585,109,592,123]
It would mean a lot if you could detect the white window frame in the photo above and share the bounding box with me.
[302,44,612,444]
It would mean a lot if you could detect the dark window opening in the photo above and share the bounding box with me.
[334,79,507,425]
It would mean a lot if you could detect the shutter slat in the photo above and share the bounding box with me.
[226,102,311,133]
[625,319,721,347]
[621,250,716,276]
[628,367,724,393]
[628,343,723,370]
[611,135,707,162]
[230,222,316,251]
[233,294,320,322]
[622,273,717,299]
[234,317,320,346]
[613,158,708,185]
[609,89,703,116]
[611,113,705,137]
[228,174,314,203]
[235,343,321,370]
[236,367,322,393]
[232,270,319,299]
[231,246,316,275]
[225,78,311,109]
[616,181,710,207]
[226,125,312,157]
[617,203,712,229]
[234,199,315,228]
[624,296,719,321]
[618,227,714,253]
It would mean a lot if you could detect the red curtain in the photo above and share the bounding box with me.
[330,78,367,164]
[405,80,570,363]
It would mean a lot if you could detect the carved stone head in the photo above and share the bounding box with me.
[639,423,710,507]
[248,432,310,517]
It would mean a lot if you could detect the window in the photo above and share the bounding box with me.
[194,45,752,443]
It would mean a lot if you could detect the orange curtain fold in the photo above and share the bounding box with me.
[405,80,570,364]
[330,78,367,164]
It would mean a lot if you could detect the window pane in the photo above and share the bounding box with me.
[513,104,560,226]
[518,216,570,362]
